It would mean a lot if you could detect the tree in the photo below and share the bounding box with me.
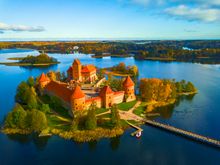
[4,104,27,129]
[28,109,48,132]
[40,104,50,114]
[129,65,139,76]
[27,87,38,109]
[27,76,35,87]
[85,102,97,130]
[15,81,29,103]
[185,82,196,92]
[48,71,56,81]
[110,104,120,127]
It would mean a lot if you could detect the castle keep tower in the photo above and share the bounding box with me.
[38,73,50,88]
[71,85,85,113]
[72,59,82,81]
[99,86,114,108]
[123,76,136,102]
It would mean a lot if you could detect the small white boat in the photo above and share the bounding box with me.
[136,131,142,138]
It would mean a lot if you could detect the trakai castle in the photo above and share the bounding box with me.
[38,59,136,116]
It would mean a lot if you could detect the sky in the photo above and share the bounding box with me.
[0,0,220,40]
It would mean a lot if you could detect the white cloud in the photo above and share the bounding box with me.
[165,5,220,22]
[0,22,45,33]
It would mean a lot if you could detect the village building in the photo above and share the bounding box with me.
[38,59,136,116]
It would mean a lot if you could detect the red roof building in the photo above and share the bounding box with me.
[71,85,85,99]
[123,76,134,87]
[39,73,50,82]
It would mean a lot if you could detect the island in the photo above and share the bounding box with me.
[0,53,60,66]
[1,59,197,142]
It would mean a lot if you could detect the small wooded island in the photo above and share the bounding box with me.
[0,53,60,66]
[1,59,197,142]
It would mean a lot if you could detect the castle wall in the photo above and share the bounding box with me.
[44,90,72,115]
[85,97,102,109]
[113,92,125,104]
[71,97,85,112]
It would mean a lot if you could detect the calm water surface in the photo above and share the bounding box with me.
[0,49,220,165]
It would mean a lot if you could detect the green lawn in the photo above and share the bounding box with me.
[96,108,109,114]
[133,106,145,116]
[40,95,71,119]
[118,100,137,111]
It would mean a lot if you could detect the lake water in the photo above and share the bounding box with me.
[0,49,220,165]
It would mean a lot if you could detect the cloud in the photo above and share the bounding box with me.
[130,0,220,6]
[165,5,220,22]
[0,22,45,33]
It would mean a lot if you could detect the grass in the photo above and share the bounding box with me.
[133,106,145,116]
[96,108,109,114]
[118,100,137,111]
[40,95,72,119]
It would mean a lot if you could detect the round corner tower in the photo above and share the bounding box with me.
[123,76,136,102]
[70,85,85,113]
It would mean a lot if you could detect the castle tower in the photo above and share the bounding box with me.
[70,85,85,113]
[99,86,114,108]
[72,59,82,81]
[38,73,50,88]
[123,76,136,102]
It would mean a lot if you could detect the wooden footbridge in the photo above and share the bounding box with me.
[144,119,220,148]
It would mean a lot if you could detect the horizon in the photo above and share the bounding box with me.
[0,0,220,40]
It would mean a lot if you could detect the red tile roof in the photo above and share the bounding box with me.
[123,76,134,87]
[39,73,50,82]
[71,85,85,99]
[99,86,114,96]
[81,65,96,73]
[45,81,72,103]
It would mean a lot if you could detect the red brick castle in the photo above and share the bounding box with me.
[38,59,136,116]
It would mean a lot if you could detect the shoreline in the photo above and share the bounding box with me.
[0,62,60,66]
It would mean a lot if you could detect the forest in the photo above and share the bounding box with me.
[0,40,220,64]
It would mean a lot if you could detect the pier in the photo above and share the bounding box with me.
[144,119,220,148]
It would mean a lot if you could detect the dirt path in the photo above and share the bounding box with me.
[96,101,144,122]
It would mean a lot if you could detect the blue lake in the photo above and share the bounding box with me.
[0,49,220,165]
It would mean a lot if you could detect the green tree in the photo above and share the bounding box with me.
[110,104,121,128]
[27,76,35,87]
[185,82,196,92]
[27,87,38,109]
[85,102,97,130]
[28,109,48,132]
[40,104,50,114]
[4,104,27,129]
[15,81,29,103]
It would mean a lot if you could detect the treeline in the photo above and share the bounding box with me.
[139,78,197,102]
[135,47,220,64]
[19,53,59,64]
[1,40,220,63]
